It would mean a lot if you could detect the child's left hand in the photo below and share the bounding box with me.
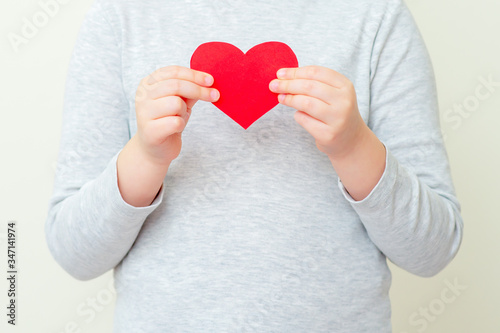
[269,66,369,160]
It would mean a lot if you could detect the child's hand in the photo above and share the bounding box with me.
[135,65,220,165]
[270,65,386,201]
[117,66,219,207]
[269,66,368,160]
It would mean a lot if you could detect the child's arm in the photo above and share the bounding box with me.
[271,1,463,277]
[44,1,216,280]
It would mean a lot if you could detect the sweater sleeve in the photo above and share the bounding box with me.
[337,0,463,277]
[45,0,164,281]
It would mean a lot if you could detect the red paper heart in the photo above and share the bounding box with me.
[190,41,299,130]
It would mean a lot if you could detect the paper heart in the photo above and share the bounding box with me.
[190,41,299,130]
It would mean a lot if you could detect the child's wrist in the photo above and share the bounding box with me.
[326,123,370,163]
[327,125,386,201]
[132,134,174,169]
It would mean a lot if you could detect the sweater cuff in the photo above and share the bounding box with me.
[97,150,164,222]
[337,144,398,211]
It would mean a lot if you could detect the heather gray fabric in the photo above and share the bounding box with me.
[45,0,463,331]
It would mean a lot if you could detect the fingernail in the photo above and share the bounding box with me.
[278,94,285,103]
[270,80,279,91]
[205,76,213,86]
[211,89,219,101]
[277,69,286,78]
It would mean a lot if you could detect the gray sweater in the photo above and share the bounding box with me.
[45,0,463,331]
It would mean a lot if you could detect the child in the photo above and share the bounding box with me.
[45,0,463,331]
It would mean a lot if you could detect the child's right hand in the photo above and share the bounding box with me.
[116,66,219,207]
[134,65,220,165]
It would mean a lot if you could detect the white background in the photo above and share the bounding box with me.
[1,0,499,332]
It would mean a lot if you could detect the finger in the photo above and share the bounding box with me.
[277,66,349,89]
[150,114,188,137]
[270,78,340,105]
[278,94,333,125]
[145,96,188,120]
[150,79,220,102]
[145,65,214,87]
[293,110,332,140]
